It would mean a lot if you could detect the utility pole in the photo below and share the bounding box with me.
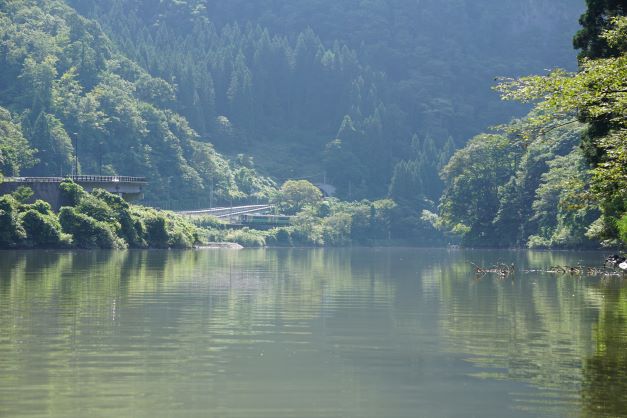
[73,132,79,176]
[210,178,214,209]
[98,141,103,175]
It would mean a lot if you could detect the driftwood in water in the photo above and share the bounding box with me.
[538,265,625,277]
[471,262,625,278]
[470,263,627,278]
[471,262,515,278]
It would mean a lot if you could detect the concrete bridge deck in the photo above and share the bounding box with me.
[0,175,146,210]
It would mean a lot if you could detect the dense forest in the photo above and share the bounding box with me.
[0,0,275,205]
[0,0,581,201]
[2,0,626,249]
[68,0,582,201]
[440,1,627,248]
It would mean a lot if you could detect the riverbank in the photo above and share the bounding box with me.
[0,181,200,250]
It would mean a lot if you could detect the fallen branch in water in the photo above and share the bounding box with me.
[471,262,515,278]
[527,265,626,277]
[471,263,626,279]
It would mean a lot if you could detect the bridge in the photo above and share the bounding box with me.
[0,175,146,210]
[177,204,274,223]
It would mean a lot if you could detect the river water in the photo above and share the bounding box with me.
[0,248,626,418]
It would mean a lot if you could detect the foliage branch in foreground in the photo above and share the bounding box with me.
[494,17,627,246]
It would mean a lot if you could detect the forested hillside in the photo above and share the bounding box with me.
[67,0,583,200]
[440,4,627,249]
[439,119,599,248]
[5,0,614,249]
[0,0,274,204]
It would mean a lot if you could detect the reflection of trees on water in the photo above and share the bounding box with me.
[0,248,401,317]
[431,250,625,416]
[0,249,398,345]
[2,249,627,417]
[0,249,401,417]
[581,284,627,418]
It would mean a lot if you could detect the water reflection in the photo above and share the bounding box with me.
[432,251,598,416]
[581,282,627,417]
[0,249,626,417]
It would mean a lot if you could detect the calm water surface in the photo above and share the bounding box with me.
[1,248,626,418]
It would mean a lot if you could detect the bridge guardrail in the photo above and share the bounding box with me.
[4,175,147,183]
[143,198,271,211]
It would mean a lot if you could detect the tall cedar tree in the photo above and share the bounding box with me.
[573,0,627,164]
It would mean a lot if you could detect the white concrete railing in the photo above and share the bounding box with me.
[4,175,147,183]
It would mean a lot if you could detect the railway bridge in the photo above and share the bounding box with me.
[176,205,295,229]
[177,204,274,222]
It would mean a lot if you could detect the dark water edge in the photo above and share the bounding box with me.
[1,248,626,418]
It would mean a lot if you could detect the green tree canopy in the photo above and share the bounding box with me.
[0,107,37,176]
[496,17,627,245]
[274,180,323,215]
[439,134,518,245]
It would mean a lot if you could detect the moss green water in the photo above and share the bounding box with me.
[0,248,625,417]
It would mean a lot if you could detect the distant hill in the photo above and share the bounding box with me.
[69,0,584,200]
[0,0,274,204]
[1,0,585,204]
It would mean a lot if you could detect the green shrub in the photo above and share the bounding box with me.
[118,211,145,247]
[169,228,194,248]
[275,227,292,245]
[11,186,33,204]
[91,189,129,211]
[59,180,86,207]
[129,206,198,248]
[201,227,226,243]
[59,207,124,249]
[143,214,170,248]
[166,213,200,245]
[188,215,226,229]
[0,182,200,249]
[322,213,352,246]
[76,194,119,226]
[617,214,627,245]
[92,189,145,247]
[26,200,53,215]
[527,235,551,249]
[131,216,147,243]
[265,227,292,246]
[317,201,331,217]
[290,213,324,246]
[0,195,25,247]
[224,228,266,247]
[20,209,68,247]
[59,182,125,247]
